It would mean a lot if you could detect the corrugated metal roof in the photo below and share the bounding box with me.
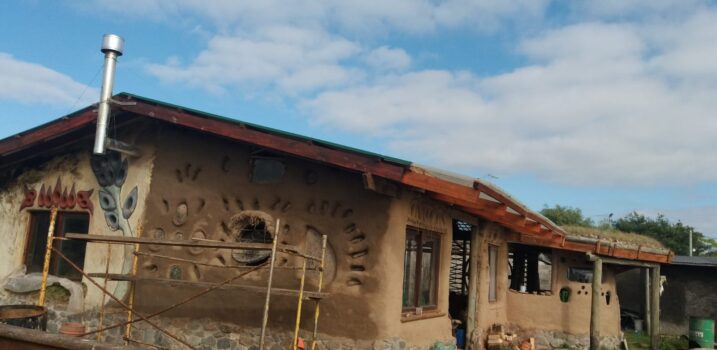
[670,255,717,267]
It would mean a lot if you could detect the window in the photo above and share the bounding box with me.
[231,214,273,266]
[402,227,440,311]
[251,157,285,184]
[508,243,553,293]
[488,245,498,302]
[567,267,605,284]
[24,211,89,280]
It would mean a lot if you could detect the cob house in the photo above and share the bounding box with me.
[0,93,672,350]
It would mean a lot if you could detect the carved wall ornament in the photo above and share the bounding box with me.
[19,177,94,214]
[408,198,450,233]
[91,151,138,233]
[91,150,139,299]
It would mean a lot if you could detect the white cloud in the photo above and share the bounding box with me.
[146,26,363,95]
[365,46,412,71]
[0,53,97,106]
[82,0,548,34]
[303,14,717,186]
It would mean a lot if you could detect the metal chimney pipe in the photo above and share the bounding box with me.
[93,34,124,154]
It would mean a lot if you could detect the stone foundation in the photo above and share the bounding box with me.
[507,325,622,350]
[1,291,456,350]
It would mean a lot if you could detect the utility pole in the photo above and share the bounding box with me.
[688,228,693,256]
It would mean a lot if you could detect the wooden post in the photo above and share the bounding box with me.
[589,257,602,350]
[466,225,480,350]
[259,219,281,350]
[310,235,328,350]
[38,207,59,306]
[644,268,651,335]
[650,265,661,350]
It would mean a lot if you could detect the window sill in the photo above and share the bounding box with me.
[400,310,445,323]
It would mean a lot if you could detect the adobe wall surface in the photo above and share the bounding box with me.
[134,125,404,341]
[469,231,622,349]
[659,265,717,335]
[505,250,621,337]
[382,193,478,347]
[0,126,155,308]
[472,222,510,348]
[617,264,717,335]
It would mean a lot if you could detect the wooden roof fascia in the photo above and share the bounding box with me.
[402,171,479,204]
[0,110,96,157]
[476,183,566,235]
[518,234,671,264]
[115,102,407,182]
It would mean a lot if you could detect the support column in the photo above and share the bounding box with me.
[650,265,661,350]
[466,225,481,350]
[644,268,651,335]
[590,257,603,350]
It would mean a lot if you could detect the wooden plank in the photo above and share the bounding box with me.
[518,234,671,264]
[402,171,478,203]
[117,102,407,181]
[67,233,288,251]
[587,253,658,268]
[477,183,566,234]
[88,273,328,300]
[466,226,481,350]
[0,323,145,350]
[429,193,503,211]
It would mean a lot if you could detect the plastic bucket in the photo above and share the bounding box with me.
[0,305,47,331]
[456,328,465,348]
[634,319,643,333]
[689,317,715,349]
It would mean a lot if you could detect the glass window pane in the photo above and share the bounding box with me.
[402,230,419,308]
[55,213,89,280]
[568,267,594,283]
[538,252,553,291]
[25,212,51,273]
[419,236,437,306]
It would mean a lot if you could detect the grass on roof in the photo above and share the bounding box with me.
[562,225,665,249]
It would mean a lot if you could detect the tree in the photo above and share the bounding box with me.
[540,205,594,227]
[614,212,717,256]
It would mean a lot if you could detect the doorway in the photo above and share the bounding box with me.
[449,219,474,349]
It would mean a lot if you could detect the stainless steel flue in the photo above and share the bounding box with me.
[93,34,124,155]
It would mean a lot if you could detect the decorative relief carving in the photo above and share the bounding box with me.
[303,199,366,287]
[19,177,94,213]
[408,198,450,233]
[91,151,140,300]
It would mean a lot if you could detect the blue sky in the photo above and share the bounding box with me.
[1,1,716,239]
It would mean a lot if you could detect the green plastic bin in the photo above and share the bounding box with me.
[689,317,715,349]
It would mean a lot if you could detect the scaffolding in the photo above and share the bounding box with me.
[37,207,329,350]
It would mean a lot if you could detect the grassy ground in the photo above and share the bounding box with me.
[625,332,688,350]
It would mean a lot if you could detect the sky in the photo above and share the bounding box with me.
[1,1,716,239]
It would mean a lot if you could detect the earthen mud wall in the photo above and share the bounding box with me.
[382,194,479,347]
[134,125,397,340]
[504,250,621,337]
[0,126,155,308]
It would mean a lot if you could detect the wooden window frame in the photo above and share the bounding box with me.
[22,210,90,281]
[488,244,498,302]
[402,226,442,313]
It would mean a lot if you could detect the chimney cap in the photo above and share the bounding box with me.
[101,34,124,56]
